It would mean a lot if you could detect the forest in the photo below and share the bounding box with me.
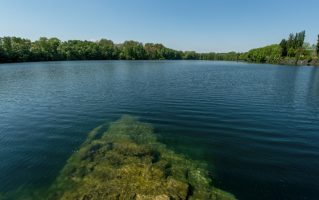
[239,31,319,65]
[0,36,237,62]
[0,31,318,65]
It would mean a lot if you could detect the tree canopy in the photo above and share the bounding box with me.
[241,44,282,63]
[0,31,318,64]
[279,31,306,57]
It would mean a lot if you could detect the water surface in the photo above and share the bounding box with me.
[0,61,319,199]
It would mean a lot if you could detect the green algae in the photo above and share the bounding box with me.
[47,115,236,200]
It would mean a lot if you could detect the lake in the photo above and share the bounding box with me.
[0,60,319,199]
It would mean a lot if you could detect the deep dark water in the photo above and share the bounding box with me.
[0,61,319,199]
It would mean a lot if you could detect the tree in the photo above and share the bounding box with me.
[287,33,295,51]
[98,39,117,59]
[287,47,296,57]
[245,44,282,63]
[57,40,101,60]
[294,31,306,59]
[144,43,164,59]
[119,41,146,60]
[296,31,306,48]
[0,41,5,62]
[0,32,317,64]
[31,37,49,61]
[281,31,306,58]
[280,39,288,57]
[30,37,61,61]
[144,43,182,60]
[0,37,32,62]
[47,38,62,60]
[183,51,199,60]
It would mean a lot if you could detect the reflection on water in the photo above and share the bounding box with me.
[0,61,319,200]
[307,67,319,108]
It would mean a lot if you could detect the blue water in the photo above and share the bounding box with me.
[0,61,319,199]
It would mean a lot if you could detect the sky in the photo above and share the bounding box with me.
[0,0,319,52]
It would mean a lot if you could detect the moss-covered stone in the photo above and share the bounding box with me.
[47,115,236,200]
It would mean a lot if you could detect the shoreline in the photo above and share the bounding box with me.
[1,59,319,67]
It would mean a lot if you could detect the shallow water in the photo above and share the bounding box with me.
[45,115,235,200]
[0,61,319,199]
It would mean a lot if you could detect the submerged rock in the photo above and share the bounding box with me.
[47,115,236,200]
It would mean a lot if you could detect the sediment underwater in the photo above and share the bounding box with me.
[4,115,236,200]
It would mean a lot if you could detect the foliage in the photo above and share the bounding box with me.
[279,39,288,57]
[279,31,306,58]
[58,40,103,60]
[182,51,198,60]
[244,44,282,63]
[0,31,318,65]
[99,39,119,59]
[200,52,240,61]
[144,43,183,60]
[0,36,247,63]
[30,37,61,61]
[119,41,146,60]
[243,30,319,65]
[0,37,32,62]
[46,115,236,200]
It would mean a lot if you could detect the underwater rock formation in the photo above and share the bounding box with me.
[47,115,236,200]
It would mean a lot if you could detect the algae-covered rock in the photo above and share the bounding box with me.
[47,115,236,200]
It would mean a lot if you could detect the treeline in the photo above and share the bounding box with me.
[1,32,319,64]
[240,31,319,65]
[0,37,179,62]
[239,44,282,63]
[0,36,239,63]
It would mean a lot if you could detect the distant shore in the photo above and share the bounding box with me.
[1,59,319,68]
[1,31,318,66]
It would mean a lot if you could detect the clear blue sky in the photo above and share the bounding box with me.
[1,0,318,52]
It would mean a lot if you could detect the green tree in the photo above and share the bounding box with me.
[295,31,306,60]
[0,38,8,62]
[144,43,182,60]
[144,43,164,59]
[0,32,317,64]
[119,41,146,60]
[183,51,199,60]
[31,37,62,61]
[58,40,101,60]
[0,40,5,62]
[280,31,306,58]
[246,44,281,63]
[47,38,62,60]
[296,30,306,49]
[31,37,50,61]
[98,39,117,59]
[0,37,32,62]
[280,39,288,57]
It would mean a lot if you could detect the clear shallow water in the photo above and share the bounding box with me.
[0,60,319,199]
